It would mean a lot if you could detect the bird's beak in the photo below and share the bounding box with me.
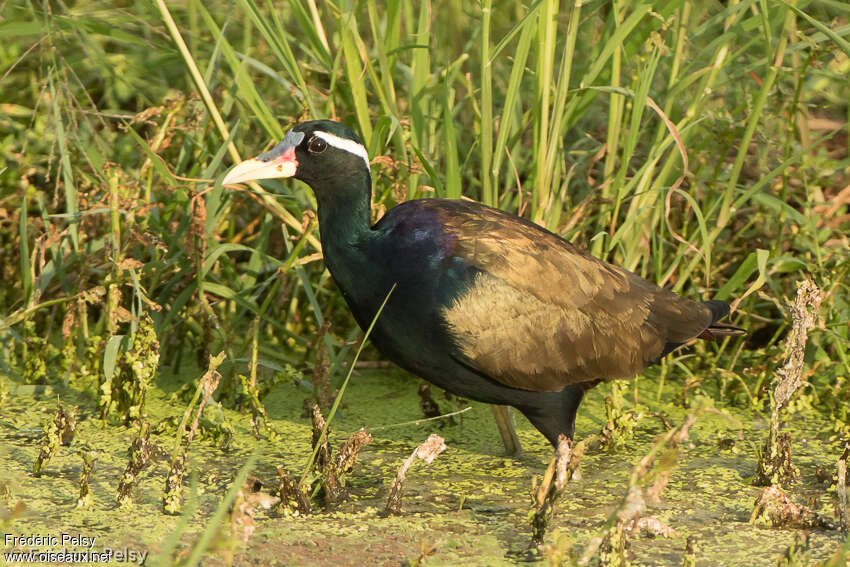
[222,130,305,185]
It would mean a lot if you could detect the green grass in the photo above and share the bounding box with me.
[1,0,849,564]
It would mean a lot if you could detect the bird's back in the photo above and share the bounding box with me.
[367,199,716,393]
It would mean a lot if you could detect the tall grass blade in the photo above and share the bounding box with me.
[408,0,432,199]
[339,7,373,146]
[237,0,318,115]
[442,78,461,199]
[491,5,537,190]
[19,191,31,304]
[49,78,79,251]
[300,283,396,486]
[183,452,259,566]
[480,0,494,206]
[532,0,558,221]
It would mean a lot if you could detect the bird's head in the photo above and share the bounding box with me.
[222,120,369,188]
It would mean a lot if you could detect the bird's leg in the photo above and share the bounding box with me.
[490,405,523,456]
[563,385,586,440]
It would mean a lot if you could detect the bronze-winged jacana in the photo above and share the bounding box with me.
[223,120,742,452]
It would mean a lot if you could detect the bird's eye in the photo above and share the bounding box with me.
[308,136,328,154]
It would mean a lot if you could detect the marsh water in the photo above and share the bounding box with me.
[1,365,846,566]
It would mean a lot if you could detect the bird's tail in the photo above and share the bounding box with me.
[698,300,746,341]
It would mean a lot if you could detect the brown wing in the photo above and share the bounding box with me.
[435,200,713,392]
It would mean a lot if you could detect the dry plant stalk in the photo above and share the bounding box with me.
[230,478,279,550]
[774,279,823,409]
[311,322,333,410]
[531,435,584,548]
[77,451,96,509]
[60,405,78,446]
[639,413,697,505]
[418,383,442,419]
[681,536,700,567]
[578,487,644,567]
[600,381,642,449]
[838,444,849,533]
[32,399,77,477]
[162,451,186,516]
[277,466,311,516]
[117,420,152,506]
[309,401,339,503]
[308,403,372,506]
[162,352,224,515]
[334,429,372,473]
[99,311,159,424]
[754,430,798,487]
[775,533,811,567]
[634,516,678,538]
[239,374,275,440]
[322,428,373,506]
[384,434,447,516]
[187,355,223,444]
[749,485,834,529]
[310,402,332,473]
[755,279,822,487]
[579,412,699,566]
[327,428,372,503]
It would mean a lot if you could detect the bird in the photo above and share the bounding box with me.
[222,119,743,452]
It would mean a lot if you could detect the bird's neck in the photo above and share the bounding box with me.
[311,172,381,314]
[311,172,392,328]
[312,173,373,249]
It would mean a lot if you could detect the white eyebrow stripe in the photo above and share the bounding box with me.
[314,131,370,171]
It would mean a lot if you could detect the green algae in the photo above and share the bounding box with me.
[1,366,847,566]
